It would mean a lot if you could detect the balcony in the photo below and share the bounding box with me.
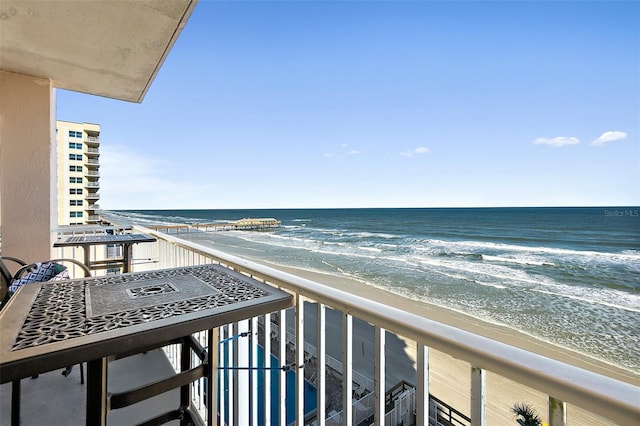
[85,136,100,147]
[85,147,100,157]
[87,214,100,223]
[3,226,632,426]
[84,170,99,178]
[85,192,100,200]
[87,203,100,211]
[85,181,100,189]
[85,158,99,166]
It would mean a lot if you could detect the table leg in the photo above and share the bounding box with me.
[11,380,20,426]
[82,245,91,271]
[86,358,108,426]
[123,243,133,273]
[208,328,219,426]
[180,338,191,425]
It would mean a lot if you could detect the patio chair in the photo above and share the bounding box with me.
[2,256,91,298]
[0,256,91,383]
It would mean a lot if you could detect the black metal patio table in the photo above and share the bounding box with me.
[53,233,157,273]
[0,264,293,425]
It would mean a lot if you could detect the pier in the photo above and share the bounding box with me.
[146,218,281,234]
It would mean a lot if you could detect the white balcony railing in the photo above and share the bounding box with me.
[53,226,640,426]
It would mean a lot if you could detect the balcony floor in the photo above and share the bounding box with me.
[0,349,181,426]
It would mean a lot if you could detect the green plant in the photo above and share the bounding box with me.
[512,403,542,426]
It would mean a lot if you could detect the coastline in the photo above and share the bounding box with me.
[242,255,639,425]
[259,257,638,383]
[158,228,639,424]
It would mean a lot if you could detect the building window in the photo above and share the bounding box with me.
[69,165,76,172]
[70,177,76,184]
[69,188,84,195]
[77,177,83,183]
[70,200,83,207]
[68,130,75,138]
[70,211,84,218]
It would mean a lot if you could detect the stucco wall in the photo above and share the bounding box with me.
[0,70,56,261]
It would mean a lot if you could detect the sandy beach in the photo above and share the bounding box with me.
[236,253,638,425]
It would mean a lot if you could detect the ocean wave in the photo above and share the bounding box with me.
[534,289,640,313]
[425,238,640,262]
[482,254,555,267]
[358,246,383,253]
[416,256,547,286]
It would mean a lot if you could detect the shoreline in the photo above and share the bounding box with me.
[243,255,639,424]
[150,228,638,424]
[241,252,639,385]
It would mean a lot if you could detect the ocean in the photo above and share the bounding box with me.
[104,207,640,373]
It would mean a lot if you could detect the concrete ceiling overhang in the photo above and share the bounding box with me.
[0,0,197,103]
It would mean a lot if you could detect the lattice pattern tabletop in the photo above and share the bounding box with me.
[0,264,293,383]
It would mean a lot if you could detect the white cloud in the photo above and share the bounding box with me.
[532,136,580,147]
[323,145,362,158]
[400,146,431,157]
[99,145,216,209]
[591,131,627,146]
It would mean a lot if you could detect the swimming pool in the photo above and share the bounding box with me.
[217,344,317,425]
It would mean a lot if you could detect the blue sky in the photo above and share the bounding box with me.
[57,0,639,210]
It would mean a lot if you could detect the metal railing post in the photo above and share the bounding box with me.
[296,294,305,424]
[549,396,567,426]
[374,326,386,425]
[470,366,486,426]
[343,313,353,426]
[416,344,429,425]
[317,303,327,426]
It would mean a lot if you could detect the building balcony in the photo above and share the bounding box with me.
[86,215,100,223]
[85,158,99,166]
[85,147,100,157]
[87,203,100,211]
[85,136,100,147]
[85,192,100,200]
[3,227,633,426]
[85,181,100,189]
[84,170,99,178]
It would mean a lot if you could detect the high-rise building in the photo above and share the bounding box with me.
[56,121,100,226]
